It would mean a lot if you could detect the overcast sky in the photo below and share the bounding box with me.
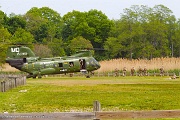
[0,0,180,19]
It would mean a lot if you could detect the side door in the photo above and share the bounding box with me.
[79,59,86,70]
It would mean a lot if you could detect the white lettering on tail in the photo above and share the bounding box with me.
[11,48,20,52]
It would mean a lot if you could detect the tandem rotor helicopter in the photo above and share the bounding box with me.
[5,45,101,78]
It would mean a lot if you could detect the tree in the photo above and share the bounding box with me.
[104,37,123,58]
[69,36,93,55]
[146,5,174,57]
[62,10,113,48]
[172,19,180,57]
[10,28,34,48]
[0,10,6,28]
[48,38,65,57]
[113,5,149,59]
[0,27,11,64]
[62,10,113,59]
[62,10,87,41]
[108,5,176,59]
[24,11,46,43]
[4,15,26,34]
[0,44,7,65]
[86,10,114,48]
[34,44,52,58]
[24,7,63,43]
[0,27,11,43]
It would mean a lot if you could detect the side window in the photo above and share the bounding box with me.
[69,62,74,67]
[58,63,63,67]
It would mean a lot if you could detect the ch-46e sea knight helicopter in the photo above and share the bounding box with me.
[6,45,101,78]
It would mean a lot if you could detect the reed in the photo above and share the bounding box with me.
[97,57,180,73]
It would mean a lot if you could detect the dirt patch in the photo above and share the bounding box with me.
[1,64,19,72]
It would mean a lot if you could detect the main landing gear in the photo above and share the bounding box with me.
[80,69,91,78]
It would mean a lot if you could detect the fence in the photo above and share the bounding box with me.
[0,74,26,92]
[0,101,180,120]
[94,101,180,119]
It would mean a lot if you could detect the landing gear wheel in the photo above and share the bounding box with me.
[26,74,31,78]
[86,75,90,78]
[33,75,37,79]
[38,75,42,79]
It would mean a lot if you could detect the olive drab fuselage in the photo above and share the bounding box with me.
[21,57,100,76]
[6,46,101,78]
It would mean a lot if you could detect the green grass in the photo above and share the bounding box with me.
[0,76,180,114]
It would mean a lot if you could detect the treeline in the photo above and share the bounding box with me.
[1,4,180,63]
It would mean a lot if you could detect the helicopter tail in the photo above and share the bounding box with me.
[6,46,36,70]
[6,46,35,59]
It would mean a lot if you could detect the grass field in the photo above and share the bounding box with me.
[0,76,180,115]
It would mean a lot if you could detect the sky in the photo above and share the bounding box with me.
[0,0,180,20]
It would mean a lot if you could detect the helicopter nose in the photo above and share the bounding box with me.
[96,62,101,69]
[90,57,101,70]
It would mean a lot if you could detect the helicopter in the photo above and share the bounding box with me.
[5,45,101,78]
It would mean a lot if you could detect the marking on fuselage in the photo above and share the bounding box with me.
[11,48,19,52]
[60,69,67,72]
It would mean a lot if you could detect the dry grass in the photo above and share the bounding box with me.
[97,57,180,72]
[1,63,19,72]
